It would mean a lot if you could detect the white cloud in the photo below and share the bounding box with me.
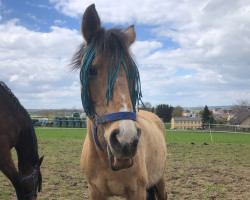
[54,19,66,25]
[0,19,83,108]
[131,41,163,58]
[128,0,250,106]
[0,19,82,59]
[1,0,250,108]
[49,0,205,25]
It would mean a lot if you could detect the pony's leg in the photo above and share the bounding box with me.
[156,176,168,200]
[88,184,108,200]
[0,148,25,200]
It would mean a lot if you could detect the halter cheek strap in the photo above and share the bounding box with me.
[21,166,39,198]
[92,112,137,152]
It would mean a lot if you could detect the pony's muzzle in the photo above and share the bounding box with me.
[108,127,141,171]
[110,128,141,157]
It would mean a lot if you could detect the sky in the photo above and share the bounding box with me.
[0,0,250,109]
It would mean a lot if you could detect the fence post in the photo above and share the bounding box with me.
[209,123,213,143]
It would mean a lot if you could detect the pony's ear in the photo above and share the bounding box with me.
[124,25,136,46]
[81,4,101,44]
[39,156,44,166]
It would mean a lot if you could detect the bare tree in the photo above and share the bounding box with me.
[232,99,250,113]
[172,105,183,117]
[139,101,154,112]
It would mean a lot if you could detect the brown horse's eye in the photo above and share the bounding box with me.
[89,67,98,76]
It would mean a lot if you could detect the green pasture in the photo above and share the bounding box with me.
[165,130,250,144]
[35,128,250,144]
[36,128,87,140]
[1,128,250,199]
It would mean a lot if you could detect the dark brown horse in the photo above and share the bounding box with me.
[0,81,44,200]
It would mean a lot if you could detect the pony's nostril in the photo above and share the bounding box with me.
[131,138,139,149]
[137,128,141,137]
[110,129,123,151]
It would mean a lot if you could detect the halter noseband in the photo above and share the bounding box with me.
[90,111,137,152]
[21,165,40,198]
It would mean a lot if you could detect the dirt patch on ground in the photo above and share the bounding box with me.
[166,143,250,200]
[0,141,249,199]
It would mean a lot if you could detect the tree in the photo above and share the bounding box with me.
[155,104,173,122]
[172,105,183,117]
[201,105,214,124]
[139,101,154,112]
[232,99,250,113]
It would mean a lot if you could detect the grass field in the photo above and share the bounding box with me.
[0,128,249,199]
[35,128,250,144]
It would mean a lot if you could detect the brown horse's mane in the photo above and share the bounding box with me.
[0,81,39,166]
[0,81,31,121]
[69,27,131,71]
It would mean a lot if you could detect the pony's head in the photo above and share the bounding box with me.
[72,4,142,171]
[21,156,44,200]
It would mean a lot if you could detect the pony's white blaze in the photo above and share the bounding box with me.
[117,94,137,144]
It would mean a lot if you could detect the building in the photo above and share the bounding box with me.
[229,111,250,130]
[171,117,202,130]
[211,108,224,115]
[216,113,234,122]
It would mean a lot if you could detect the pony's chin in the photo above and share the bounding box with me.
[107,146,133,171]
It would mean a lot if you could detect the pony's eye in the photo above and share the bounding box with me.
[89,67,98,76]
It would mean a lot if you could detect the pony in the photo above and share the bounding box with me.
[0,81,44,200]
[70,4,167,200]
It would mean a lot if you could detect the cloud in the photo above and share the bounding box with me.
[49,0,204,25]
[1,0,250,108]
[128,0,250,106]
[131,41,163,58]
[0,19,82,59]
[54,19,66,25]
[0,19,83,108]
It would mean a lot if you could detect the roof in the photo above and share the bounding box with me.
[229,111,250,124]
[173,117,201,121]
[215,114,228,120]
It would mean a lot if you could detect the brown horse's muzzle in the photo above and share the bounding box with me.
[107,126,141,171]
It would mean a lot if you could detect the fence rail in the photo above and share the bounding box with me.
[165,123,250,134]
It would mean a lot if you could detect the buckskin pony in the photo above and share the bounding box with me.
[0,81,44,200]
[70,4,167,200]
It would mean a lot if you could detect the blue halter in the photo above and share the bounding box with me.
[21,165,39,198]
[90,111,137,151]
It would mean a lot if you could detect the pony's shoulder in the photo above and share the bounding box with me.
[137,110,165,133]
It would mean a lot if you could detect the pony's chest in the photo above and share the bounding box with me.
[92,175,125,196]
[108,178,125,196]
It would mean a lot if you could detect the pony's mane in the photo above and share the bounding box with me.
[0,81,39,164]
[0,81,31,120]
[69,28,130,71]
[69,27,142,115]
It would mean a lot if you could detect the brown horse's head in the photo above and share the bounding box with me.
[78,4,141,171]
[20,156,44,200]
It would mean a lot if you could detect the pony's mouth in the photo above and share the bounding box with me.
[107,146,133,171]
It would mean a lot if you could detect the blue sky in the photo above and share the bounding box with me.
[0,0,250,109]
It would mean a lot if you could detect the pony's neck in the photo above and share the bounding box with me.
[15,125,38,173]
